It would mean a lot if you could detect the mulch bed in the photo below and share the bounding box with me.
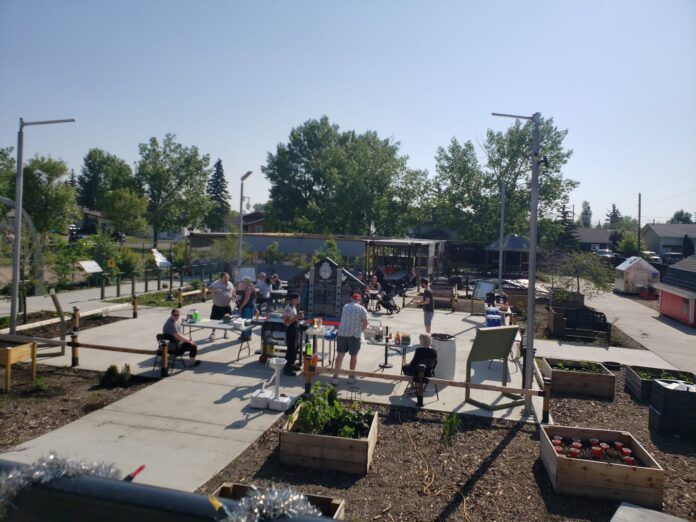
[0,364,152,452]
[200,369,695,521]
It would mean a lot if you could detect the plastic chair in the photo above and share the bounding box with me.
[152,334,184,373]
[465,326,524,410]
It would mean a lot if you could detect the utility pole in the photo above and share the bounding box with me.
[492,111,542,413]
[498,182,506,289]
[637,193,642,252]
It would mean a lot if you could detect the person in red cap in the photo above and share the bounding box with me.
[332,293,368,384]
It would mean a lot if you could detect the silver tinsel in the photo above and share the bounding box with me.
[220,485,321,521]
[0,452,122,518]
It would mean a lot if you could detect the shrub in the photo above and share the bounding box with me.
[99,364,132,388]
[442,412,461,444]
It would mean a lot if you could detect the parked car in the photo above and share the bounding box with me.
[662,252,684,265]
[594,248,614,259]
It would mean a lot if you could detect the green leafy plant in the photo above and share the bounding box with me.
[33,376,49,392]
[442,412,461,444]
[294,382,373,439]
[551,360,604,374]
[99,364,132,388]
[635,368,694,384]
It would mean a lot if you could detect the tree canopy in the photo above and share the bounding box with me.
[204,159,231,232]
[77,148,137,210]
[669,210,693,224]
[579,201,592,228]
[102,188,148,234]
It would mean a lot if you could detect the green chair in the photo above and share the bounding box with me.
[465,325,524,410]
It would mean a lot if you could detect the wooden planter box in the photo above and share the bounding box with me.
[280,404,379,474]
[213,482,346,519]
[625,366,695,403]
[540,425,664,508]
[649,379,696,440]
[538,358,615,400]
[1,340,37,392]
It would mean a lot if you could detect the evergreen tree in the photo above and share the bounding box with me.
[556,204,580,252]
[683,235,695,257]
[579,200,592,228]
[204,159,231,231]
[605,204,622,229]
[68,169,77,188]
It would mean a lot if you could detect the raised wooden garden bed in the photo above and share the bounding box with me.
[540,425,664,508]
[649,378,696,440]
[213,482,346,519]
[1,340,37,392]
[280,403,379,474]
[625,365,695,403]
[538,358,615,400]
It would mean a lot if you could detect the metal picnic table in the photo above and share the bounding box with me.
[182,319,253,361]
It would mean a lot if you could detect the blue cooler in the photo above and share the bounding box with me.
[485,306,501,316]
[485,314,503,327]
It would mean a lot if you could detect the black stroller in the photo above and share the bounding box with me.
[375,282,405,314]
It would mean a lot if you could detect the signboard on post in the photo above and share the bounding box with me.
[78,260,103,274]
[151,249,172,268]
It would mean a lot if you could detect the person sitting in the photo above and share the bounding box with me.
[402,334,436,377]
[162,309,201,367]
[269,273,281,290]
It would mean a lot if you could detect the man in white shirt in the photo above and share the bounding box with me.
[207,272,235,340]
[333,293,368,384]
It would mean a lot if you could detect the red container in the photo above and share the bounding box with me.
[614,441,624,451]
[571,442,582,450]
[553,435,563,443]
[623,456,635,466]
[554,445,564,454]
[599,442,610,452]
[591,446,602,458]
[569,448,580,458]
[572,437,581,443]
[589,438,599,446]
[622,448,632,457]
[552,439,562,446]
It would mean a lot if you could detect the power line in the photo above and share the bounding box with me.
[592,172,695,208]
[644,186,696,205]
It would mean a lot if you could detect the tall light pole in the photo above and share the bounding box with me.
[237,171,253,269]
[492,111,542,412]
[497,182,506,290]
[10,117,75,334]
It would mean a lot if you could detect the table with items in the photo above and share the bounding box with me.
[182,316,253,360]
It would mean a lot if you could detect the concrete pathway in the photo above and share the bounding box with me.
[587,291,696,372]
[2,306,545,491]
[534,339,676,369]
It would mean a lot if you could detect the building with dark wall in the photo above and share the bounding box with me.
[642,224,696,255]
[574,228,612,251]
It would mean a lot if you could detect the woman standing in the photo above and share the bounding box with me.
[237,276,256,341]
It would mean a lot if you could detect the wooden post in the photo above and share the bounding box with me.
[131,275,136,296]
[3,352,10,392]
[157,269,162,290]
[31,342,37,383]
[542,377,551,424]
[70,332,79,367]
[132,295,138,319]
[116,273,121,297]
[179,269,184,287]
[72,306,80,332]
[303,353,313,397]
[402,293,405,309]
[177,288,183,308]
[201,287,207,302]
[100,275,106,300]
[160,343,168,377]
[416,364,425,407]
[144,269,149,292]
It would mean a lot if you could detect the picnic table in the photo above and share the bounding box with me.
[182,319,253,360]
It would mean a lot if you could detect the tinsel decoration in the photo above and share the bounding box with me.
[215,485,321,521]
[0,452,122,518]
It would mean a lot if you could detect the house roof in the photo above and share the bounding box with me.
[615,256,659,275]
[574,228,611,244]
[486,234,529,252]
[643,223,696,239]
[662,255,696,292]
[228,211,267,226]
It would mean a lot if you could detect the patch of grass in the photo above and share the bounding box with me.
[33,376,49,391]
[442,412,461,444]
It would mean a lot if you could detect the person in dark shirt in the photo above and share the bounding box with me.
[375,266,386,287]
[420,278,434,334]
[402,334,437,376]
[162,309,201,366]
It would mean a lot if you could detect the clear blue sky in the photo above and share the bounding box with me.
[1,0,694,225]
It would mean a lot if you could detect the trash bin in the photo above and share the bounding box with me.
[431,333,456,379]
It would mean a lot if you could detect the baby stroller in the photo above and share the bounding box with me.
[375,284,401,314]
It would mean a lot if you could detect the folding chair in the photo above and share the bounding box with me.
[152,334,185,373]
[465,326,524,410]
[404,357,439,400]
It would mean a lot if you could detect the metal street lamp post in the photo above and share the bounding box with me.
[10,118,75,334]
[237,171,253,269]
[492,111,542,412]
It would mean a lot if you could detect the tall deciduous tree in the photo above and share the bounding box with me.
[137,134,211,247]
[579,201,592,228]
[204,159,231,231]
[77,149,138,210]
[102,188,148,234]
[669,210,693,224]
[0,147,15,199]
[18,157,80,233]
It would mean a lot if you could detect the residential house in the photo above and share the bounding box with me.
[575,228,612,251]
[641,223,696,255]
[226,211,267,233]
[654,255,696,327]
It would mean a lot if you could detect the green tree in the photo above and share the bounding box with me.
[617,232,640,257]
[17,157,80,233]
[137,134,211,247]
[77,148,138,210]
[210,234,240,263]
[555,204,580,252]
[0,147,16,199]
[669,210,693,224]
[47,238,86,286]
[544,251,614,297]
[264,241,284,271]
[313,238,343,266]
[204,159,231,231]
[102,188,148,234]
[579,201,592,228]
[683,234,695,257]
[605,204,622,228]
[87,232,121,281]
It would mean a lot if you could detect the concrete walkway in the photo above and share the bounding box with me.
[534,339,675,369]
[587,291,696,372]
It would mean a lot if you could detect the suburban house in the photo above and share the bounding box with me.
[575,228,612,251]
[641,223,696,255]
[654,255,696,327]
[226,211,267,233]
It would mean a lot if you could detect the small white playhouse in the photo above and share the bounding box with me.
[614,256,660,294]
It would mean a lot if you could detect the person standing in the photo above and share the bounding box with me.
[420,278,434,334]
[208,272,235,319]
[282,292,303,376]
[255,272,271,312]
[333,293,368,384]
[238,277,256,341]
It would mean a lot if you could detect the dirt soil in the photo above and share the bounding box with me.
[624,294,661,313]
[201,369,695,521]
[0,364,152,452]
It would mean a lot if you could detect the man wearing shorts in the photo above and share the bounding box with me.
[420,278,434,334]
[333,293,368,384]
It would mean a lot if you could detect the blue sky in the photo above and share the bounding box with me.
[1,0,694,224]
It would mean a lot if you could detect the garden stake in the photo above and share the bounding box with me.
[132,295,138,319]
[416,364,425,407]
[72,306,80,332]
[116,273,121,297]
[100,275,105,300]
[70,332,79,367]
[542,377,551,423]
[160,344,168,377]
